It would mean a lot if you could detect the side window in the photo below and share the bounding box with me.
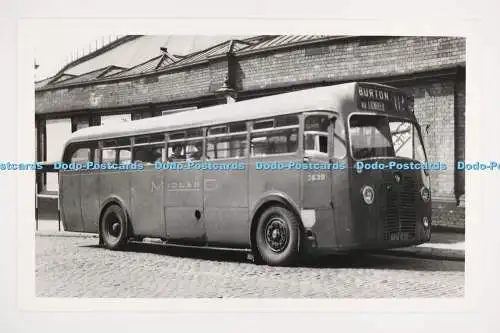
[207,135,246,159]
[64,142,98,163]
[71,148,91,163]
[166,129,204,162]
[207,122,247,160]
[167,142,186,162]
[186,140,204,161]
[102,149,116,163]
[118,148,131,164]
[250,115,299,156]
[251,130,298,156]
[133,133,166,164]
[134,145,164,164]
[304,115,329,155]
[101,137,131,164]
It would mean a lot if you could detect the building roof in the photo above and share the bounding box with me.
[236,35,347,55]
[108,53,180,79]
[169,39,253,68]
[35,35,344,91]
[47,35,253,79]
[48,66,125,88]
[35,76,55,90]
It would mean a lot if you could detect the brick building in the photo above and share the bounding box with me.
[35,35,466,229]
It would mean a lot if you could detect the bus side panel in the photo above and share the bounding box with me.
[203,159,249,247]
[301,156,337,251]
[98,171,131,221]
[80,171,100,233]
[248,155,301,223]
[130,167,165,238]
[328,166,353,249]
[59,171,84,232]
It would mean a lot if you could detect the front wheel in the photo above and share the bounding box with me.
[100,204,128,250]
[255,206,301,266]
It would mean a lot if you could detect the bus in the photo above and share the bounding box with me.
[57,82,432,266]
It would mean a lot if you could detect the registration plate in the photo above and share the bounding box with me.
[388,232,412,241]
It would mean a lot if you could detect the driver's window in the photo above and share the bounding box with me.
[304,114,329,155]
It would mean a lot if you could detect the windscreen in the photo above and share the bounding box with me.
[349,114,427,162]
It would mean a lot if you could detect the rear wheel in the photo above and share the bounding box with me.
[100,204,128,250]
[255,206,301,266]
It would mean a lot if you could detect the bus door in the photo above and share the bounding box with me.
[130,137,166,238]
[301,113,345,249]
[164,133,206,244]
[203,122,249,247]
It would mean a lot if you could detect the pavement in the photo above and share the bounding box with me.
[34,218,465,261]
[36,235,464,298]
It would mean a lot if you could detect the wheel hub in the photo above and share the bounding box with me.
[272,229,280,240]
[112,222,120,234]
[265,217,289,253]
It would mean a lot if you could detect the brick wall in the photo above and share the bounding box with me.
[455,79,466,205]
[237,36,465,91]
[432,201,465,230]
[36,65,220,114]
[399,81,456,202]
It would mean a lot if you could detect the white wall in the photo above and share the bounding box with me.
[45,118,72,191]
[100,113,131,126]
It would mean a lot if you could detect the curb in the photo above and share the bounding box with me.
[431,225,465,234]
[36,231,98,238]
[378,247,464,261]
[36,231,464,262]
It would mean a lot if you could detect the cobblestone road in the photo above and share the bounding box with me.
[36,236,464,298]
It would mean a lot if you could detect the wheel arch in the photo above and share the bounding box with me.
[249,192,304,253]
[98,196,132,243]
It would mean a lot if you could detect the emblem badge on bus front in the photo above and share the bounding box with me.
[394,174,401,184]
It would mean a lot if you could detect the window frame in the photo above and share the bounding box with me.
[63,141,99,164]
[249,117,300,157]
[347,111,427,162]
[302,111,343,160]
[206,121,248,160]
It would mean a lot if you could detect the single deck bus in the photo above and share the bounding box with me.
[57,82,432,266]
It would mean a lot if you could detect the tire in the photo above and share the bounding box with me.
[255,206,301,266]
[100,204,128,250]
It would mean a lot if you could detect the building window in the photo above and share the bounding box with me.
[132,111,152,121]
[71,116,89,132]
[90,115,101,126]
[161,106,198,116]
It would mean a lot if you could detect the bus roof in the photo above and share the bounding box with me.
[63,81,409,146]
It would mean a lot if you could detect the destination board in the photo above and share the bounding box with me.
[356,84,414,113]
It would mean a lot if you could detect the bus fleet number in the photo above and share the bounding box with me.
[307,173,326,182]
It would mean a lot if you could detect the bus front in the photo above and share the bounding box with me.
[345,83,432,251]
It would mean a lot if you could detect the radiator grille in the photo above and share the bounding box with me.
[382,172,417,241]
